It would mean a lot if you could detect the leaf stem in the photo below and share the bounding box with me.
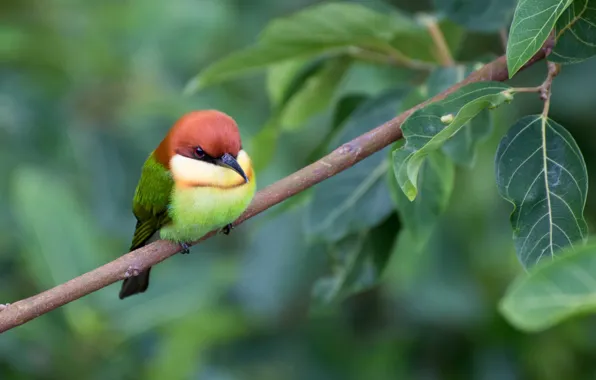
[499,28,508,53]
[349,45,435,71]
[420,15,455,66]
[511,61,561,117]
[511,87,542,93]
[540,61,560,117]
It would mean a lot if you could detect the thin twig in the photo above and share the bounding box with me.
[348,46,433,70]
[0,44,552,334]
[420,15,455,66]
[500,28,509,52]
[541,61,561,117]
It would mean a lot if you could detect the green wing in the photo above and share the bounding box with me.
[130,153,174,250]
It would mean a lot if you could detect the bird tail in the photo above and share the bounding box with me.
[119,267,152,299]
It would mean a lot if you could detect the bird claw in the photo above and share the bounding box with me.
[0,303,10,312]
[179,242,191,254]
[222,223,234,235]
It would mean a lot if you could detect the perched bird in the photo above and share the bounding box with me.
[119,110,256,299]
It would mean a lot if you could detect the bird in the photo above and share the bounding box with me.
[119,110,256,299]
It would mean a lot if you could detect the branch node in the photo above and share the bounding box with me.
[124,265,142,278]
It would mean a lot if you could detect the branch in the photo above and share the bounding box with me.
[0,46,551,334]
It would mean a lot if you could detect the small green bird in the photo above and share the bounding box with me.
[119,110,256,299]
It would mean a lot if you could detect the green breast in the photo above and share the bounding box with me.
[159,179,256,243]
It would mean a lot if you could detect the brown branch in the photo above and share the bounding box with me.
[0,46,551,334]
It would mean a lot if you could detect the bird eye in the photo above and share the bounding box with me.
[194,147,205,159]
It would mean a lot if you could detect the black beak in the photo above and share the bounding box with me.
[216,153,249,183]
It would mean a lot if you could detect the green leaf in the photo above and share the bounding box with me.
[393,81,512,201]
[550,0,596,64]
[500,242,596,332]
[306,93,370,163]
[388,148,454,244]
[305,89,408,242]
[442,109,493,167]
[237,206,327,319]
[280,57,351,130]
[390,19,465,64]
[495,115,588,268]
[434,0,517,31]
[506,0,573,77]
[266,57,324,108]
[425,65,495,167]
[186,3,416,91]
[247,117,282,172]
[10,166,105,335]
[252,58,330,170]
[312,214,398,306]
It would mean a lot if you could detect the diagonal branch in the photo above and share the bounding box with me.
[0,47,551,334]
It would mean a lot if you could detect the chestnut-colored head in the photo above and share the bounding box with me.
[155,110,253,188]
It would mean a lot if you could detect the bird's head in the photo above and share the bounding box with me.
[155,110,253,188]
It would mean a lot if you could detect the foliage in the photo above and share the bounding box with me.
[4,0,596,379]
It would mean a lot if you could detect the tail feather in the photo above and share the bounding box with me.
[119,267,152,299]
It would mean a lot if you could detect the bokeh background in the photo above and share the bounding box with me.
[3,0,596,379]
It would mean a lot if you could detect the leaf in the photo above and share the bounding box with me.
[186,3,417,91]
[434,0,517,31]
[236,206,326,320]
[10,166,105,335]
[251,58,330,170]
[506,0,573,77]
[390,19,465,64]
[393,81,512,201]
[266,57,318,107]
[280,57,351,130]
[425,65,495,167]
[306,93,370,163]
[247,117,281,172]
[442,109,493,167]
[388,150,455,244]
[500,242,596,332]
[305,89,409,242]
[312,214,399,306]
[550,0,596,64]
[495,115,588,268]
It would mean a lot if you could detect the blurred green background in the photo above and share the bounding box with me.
[3,0,596,379]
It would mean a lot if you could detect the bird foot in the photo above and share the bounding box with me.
[124,265,141,278]
[0,303,10,312]
[179,242,191,254]
[222,223,234,235]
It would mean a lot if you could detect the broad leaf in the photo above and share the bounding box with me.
[280,57,351,130]
[266,57,325,108]
[500,242,596,332]
[305,89,408,242]
[236,206,326,319]
[434,0,517,31]
[11,166,104,335]
[388,149,455,244]
[506,0,573,77]
[442,109,493,167]
[426,65,495,167]
[550,0,596,64]
[390,19,465,64]
[186,3,417,91]
[393,81,512,201]
[247,117,282,171]
[495,115,588,268]
[306,93,370,163]
[312,214,398,306]
[251,58,331,170]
